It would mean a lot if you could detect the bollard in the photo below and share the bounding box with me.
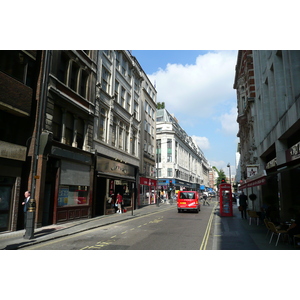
[24,199,36,239]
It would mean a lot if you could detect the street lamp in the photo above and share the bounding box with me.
[227,163,231,187]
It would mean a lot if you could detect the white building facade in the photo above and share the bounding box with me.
[156,109,210,197]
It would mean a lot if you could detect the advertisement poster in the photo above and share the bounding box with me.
[58,186,69,206]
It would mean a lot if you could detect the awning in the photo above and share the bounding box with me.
[239,172,267,190]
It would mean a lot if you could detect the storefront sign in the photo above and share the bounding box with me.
[266,158,277,169]
[97,156,135,177]
[286,141,300,162]
[246,165,258,177]
[0,141,26,161]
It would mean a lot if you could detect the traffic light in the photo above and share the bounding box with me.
[221,178,226,183]
[169,180,173,190]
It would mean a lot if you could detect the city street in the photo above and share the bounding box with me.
[22,202,216,250]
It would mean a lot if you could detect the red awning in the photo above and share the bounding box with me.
[238,175,267,190]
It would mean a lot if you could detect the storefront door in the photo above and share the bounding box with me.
[0,177,14,232]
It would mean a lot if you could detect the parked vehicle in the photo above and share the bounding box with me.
[177,191,201,213]
[208,191,216,197]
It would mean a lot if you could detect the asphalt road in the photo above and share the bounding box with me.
[23,202,216,250]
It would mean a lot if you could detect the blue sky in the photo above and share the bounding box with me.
[132,50,239,176]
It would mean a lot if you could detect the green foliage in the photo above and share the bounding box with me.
[213,166,226,186]
[157,102,165,109]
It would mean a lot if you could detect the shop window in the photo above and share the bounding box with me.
[58,185,89,207]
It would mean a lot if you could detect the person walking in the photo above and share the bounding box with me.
[22,191,31,228]
[203,194,209,206]
[239,192,248,219]
[116,193,123,214]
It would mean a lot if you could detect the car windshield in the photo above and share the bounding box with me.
[180,192,195,199]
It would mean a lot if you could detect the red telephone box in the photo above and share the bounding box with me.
[219,183,233,217]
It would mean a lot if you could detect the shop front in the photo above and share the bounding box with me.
[48,145,94,224]
[95,156,137,215]
[139,177,157,207]
[0,142,27,232]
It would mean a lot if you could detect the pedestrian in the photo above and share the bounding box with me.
[116,193,123,214]
[22,191,31,228]
[239,191,248,219]
[203,194,209,205]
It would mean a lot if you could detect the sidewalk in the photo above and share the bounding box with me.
[0,201,298,250]
[0,203,172,250]
[212,203,298,250]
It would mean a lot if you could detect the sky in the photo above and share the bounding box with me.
[132,50,239,177]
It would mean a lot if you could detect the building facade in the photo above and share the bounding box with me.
[138,61,157,206]
[0,50,43,231]
[156,109,210,198]
[235,50,300,221]
[37,50,97,226]
[93,50,157,214]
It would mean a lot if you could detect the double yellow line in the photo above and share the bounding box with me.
[199,202,217,250]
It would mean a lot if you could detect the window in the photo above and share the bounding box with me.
[70,62,79,92]
[167,168,173,177]
[127,93,131,112]
[99,108,106,141]
[119,122,124,149]
[121,87,125,107]
[115,80,119,101]
[131,130,137,155]
[58,185,89,207]
[57,52,69,84]
[0,50,36,88]
[80,70,89,98]
[112,117,117,147]
[102,67,111,94]
[156,139,161,163]
[125,126,129,152]
[134,101,139,119]
[122,58,127,76]
[76,117,84,149]
[65,112,74,146]
[167,139,172,162]
[53,106,62,142]
[116,51,120,69]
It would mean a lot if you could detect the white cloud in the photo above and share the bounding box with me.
[148,50,237,118]
[191,135,210,150]
[219,106,239,135]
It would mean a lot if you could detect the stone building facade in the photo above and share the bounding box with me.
[235,50,300,221]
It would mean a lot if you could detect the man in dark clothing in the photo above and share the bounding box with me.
[239,192,248,219]
[22,191,31,228]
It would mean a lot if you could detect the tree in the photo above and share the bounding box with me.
[212,166,226,186]
[157,102,165,109]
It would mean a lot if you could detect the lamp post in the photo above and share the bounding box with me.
[227,163,231,188]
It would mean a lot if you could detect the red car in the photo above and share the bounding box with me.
[177,191,201,213]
